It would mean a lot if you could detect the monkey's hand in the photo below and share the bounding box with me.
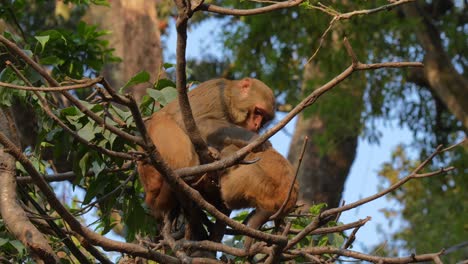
[223,136,272,152]
[208,146,221,160]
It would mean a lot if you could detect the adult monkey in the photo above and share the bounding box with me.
[137,78,298,247]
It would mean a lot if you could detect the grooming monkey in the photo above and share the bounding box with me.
[137,78,297,247]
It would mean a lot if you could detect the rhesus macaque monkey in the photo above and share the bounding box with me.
[137,112,199,220]
[138,77,297,248]
[219,144,298,249]
[138,78,275,217]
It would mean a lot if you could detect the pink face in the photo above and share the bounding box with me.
[243,106,270,132]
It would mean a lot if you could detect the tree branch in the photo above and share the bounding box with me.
[5,62,134,160]
[0,109,60,263]
[175,38,423,178]
[290,247,444,263]
[286,141,458,250]
[0,77,103,91]
[174,1,214,163]
[0,35,145,146]
[0,130,180,263]
[196,0,305,16]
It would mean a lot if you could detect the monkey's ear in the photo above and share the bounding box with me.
[239,78,252,96]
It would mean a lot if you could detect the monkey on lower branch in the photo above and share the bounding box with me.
[137,77,298,249]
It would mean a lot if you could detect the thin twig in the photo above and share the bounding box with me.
[270,136,308,220]
[290,247,444,263]
[0,35,145,146]
[0,131,179,263]
[16,165,132,184]
[0,77,103,91]
[196,0,305,16]
[175,38,423,178]
[286,142,455,250]
[174,3,213,163]
[5,62,134,161]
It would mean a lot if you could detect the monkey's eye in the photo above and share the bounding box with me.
[254,108,270,127]
[254,108,264,116]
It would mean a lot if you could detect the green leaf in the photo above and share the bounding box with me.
[35,35,50,52]
[77,122,96,141]
[78,152,90,179]
[9,240,26,256]
[92,0,111,7]
[39,141,54,148]
[309,203,327,216]
[125,196,148,241]
[318,236,328,247]
[160,87,177,105]
[83,174,109,204]
[121,71,150,91]
[163,63,175,70]
[0,237,8,246]
[40,56,64,66]
[146,89,163,102]
[91,160,106,178]
[154,78,176,90]
[146,86,177,106]
[331,233,345,248]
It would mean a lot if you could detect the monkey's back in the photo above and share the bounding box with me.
[137,112,200,219]
[220,148,298,215]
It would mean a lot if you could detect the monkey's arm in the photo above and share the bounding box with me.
[201,118,272,151]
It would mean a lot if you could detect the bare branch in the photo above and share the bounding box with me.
[308,0,414,20]
[196,0,305,16]
[306,0,415,63]
[335,149,451,208]
[5,62,134,160]
[176,239,268,257]
[0,130,180,263]
[290,247,444,263]
[0,109,60,263]
[270,136,308,220]
[286,142,455,250]
[20,188,97,264]
[174,2,214,163]
[0,35,145,146]
[16,165,132,184]
[0,77,103,91]
[288,216,371,235]
[175,42,423,177]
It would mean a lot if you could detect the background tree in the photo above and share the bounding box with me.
[215,0,466,261]
[0,0,464,263]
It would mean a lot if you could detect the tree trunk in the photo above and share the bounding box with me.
[85,0,165,237]
[402,2,468,133]
[85,0,165,102]
[288,64,361,209]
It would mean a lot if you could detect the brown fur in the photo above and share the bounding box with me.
[137,112,199,219]
[137,78,296,248]
[220,144,298,249]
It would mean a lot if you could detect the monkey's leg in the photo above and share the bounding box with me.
[244,209,272,252]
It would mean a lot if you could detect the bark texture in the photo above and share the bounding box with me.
[403,2,468,132]
[0,108,59,263]
[288,64,361,209]
[288,115,358,209]
[86,0,165,102]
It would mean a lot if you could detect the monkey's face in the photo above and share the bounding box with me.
[230,77,275,132]
[242,106,272,132]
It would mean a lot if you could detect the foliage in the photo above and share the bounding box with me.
[378,144,468,262]
[0,0,465,262]
[0,1,177,260]
[215,0,467,258]
[0,219,29,263]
